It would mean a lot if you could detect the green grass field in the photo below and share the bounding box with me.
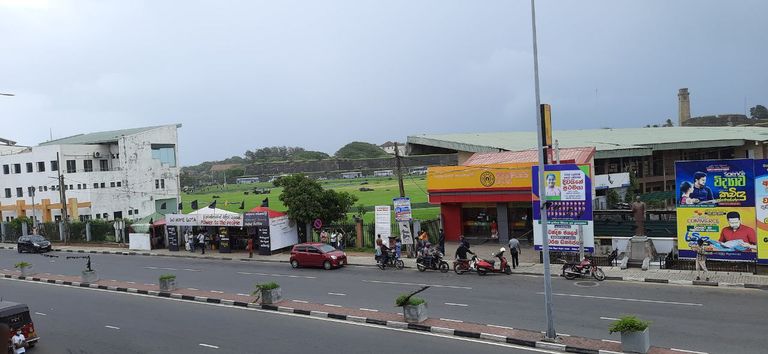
[181,175,438,223]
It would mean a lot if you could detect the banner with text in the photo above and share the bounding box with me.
[374,206,392,239]
[753,159,768,264]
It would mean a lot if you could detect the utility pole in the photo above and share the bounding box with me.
[530,0,557,341]
[57,152,70,244]
[29,186,36,234]
[394,142,412,257]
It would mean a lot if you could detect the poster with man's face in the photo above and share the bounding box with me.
[675,159,754,207]
[752,159,768,264]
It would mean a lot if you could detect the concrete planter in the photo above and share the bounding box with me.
[620,328,650,353]
[81,270,99,283]
[403,303,428,323]
[159,278,177,292]
[260,287,282,304]
[19,266,34,277]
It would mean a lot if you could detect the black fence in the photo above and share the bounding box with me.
[320,218,441,249]
[1,220,123,243]
[663,253,758,274]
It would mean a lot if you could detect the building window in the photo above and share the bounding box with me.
[2,165,8,174]
[44,186,48,191]
[16,187,23,197]
[66,160,76,173]
[128,209,133,215]
[69,184,73,190]
[26,162,33,173]
[77,184,81,190]
[151,145,177,167]
[51,160,58,171]
[100,182,105,188]
[95,214,101,219]
[160,179,165,189]
[134,209,139,215]
[27,186,35,196]
[51,185,57,191]
[13,164,21,174]
[116,181,122,187]
[37,161,45,172]
[100,159,109,171]
[155,179,160,189]
[102,213,108,219]
[110,182,115,188]
[83,160,93,172]
[83,184,87,190]
[38,186,43,192]
[4,188,10,198]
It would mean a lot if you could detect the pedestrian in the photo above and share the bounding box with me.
[693,239,709,281]
[438,228,445,255]
[184,231,191,252]
[12,329,26,354]
[320,229,329,244]
[395,238,402,259]
[247,237,254,258]
[337,229,345,250]
[330,230,338,249]
[507,236,521,269]
[418,230,428,249]
[375,234,383,261]
[198,233,206,255]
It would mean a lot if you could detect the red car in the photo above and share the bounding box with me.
[290,243,347,270]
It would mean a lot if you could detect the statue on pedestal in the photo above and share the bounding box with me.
[630,196,646,236]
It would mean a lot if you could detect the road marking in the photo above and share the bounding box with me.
[359,308,378,312]
[362,280,471,290]
[444,302,468,307]
[671,349,708,354]
[487,324,514,330]
[199,343,219,349]
[291,300,308,303]
[236,293,251,297]
[105,325,120,330]
[34,312,47,316]
[440,318,463,323]
[602,339,620,344]
[110,280,118,282]
[188,288,199,291]
[210,290,224,294]
[144,266,158,269]
[237,271,315,279]
[144,283,156,286]
[183,268,201,272]
[127,282,136,284]
[324,304,342,308]
[540,292,703,306]
[328,292,346,296]
[600,317,620,321]
[159,267,177,271]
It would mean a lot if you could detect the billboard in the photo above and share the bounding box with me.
[393,197,412,221]
[676,159,758,261]
[532,164,594,253]
[427,164,534,191]
[753,159,768,264]
[374,206,391,239]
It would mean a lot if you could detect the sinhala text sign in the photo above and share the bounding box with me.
[531,164,594,253]
[374,206,391,239]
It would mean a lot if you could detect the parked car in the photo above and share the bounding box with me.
[290,243,347,270]
[17,235,52,253]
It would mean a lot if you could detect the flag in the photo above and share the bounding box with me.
[191,200,198,209]
[239,201,245,210]
[208,200,217,209]
[261,198,269,207]
[178,202,183,210]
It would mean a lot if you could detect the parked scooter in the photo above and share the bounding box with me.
[453,255,477,274]
[561,257,606,281]
[475,248,512,275]
[416,246,449,273]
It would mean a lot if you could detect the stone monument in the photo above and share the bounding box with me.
[619,196,658,270]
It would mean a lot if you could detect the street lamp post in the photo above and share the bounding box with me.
[530,0,557,341]
[30,187,37,234]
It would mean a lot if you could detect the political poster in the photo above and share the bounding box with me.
[532,164,594,252]
[753,159,768,264]
[676,159,757,261]
[393,197,413,221]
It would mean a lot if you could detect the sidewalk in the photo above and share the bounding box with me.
[3,242,766,288]
[0,268,686,354]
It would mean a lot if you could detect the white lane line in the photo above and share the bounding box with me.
[144,283,156,286]
[144,266,158,270]
[187,288,199,291]
[127,282,136,284]
[602,339,620,344]
[183,268,201,272]
[671,349,709,354]
[104,325,120,330]
[110,280,118,282]
[210,290,224,294]
[236,293,251,297]
[237,271,252,275]
[444,302,468,307]
[328,292,346,296]
[199,343,219,349]
[324,304,342,308]
[440,318,463,323]
[362,280,471,290]
[34,312,47,316]
[540,292,703,306]
[600,317,620,321]
[237,271,315,279]
[291,300,309,303]
[488,324,514,330]
[359,308,379,312]
[159,267,177,271]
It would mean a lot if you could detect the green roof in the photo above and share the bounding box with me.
[408,126,768,159]
[39,124,181,146]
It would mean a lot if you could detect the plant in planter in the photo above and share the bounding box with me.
[14,261,33,277]
[609,315,651,354]
[252,282,282,304]
[396,294,428,323]
[158,274,177,292]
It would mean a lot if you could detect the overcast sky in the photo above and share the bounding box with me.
[2,0,767,165]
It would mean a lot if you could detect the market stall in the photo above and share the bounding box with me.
[244,207,299,255]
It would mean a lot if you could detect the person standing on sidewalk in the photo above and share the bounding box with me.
[198,233,207,255]
[438,228,445,255]
[693,238,709,281]
[507,236,521,269]
[247,237,254,258]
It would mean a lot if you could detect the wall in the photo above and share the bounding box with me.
[242,154,457,179]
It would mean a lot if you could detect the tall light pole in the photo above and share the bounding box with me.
[29,187,37,233]
[530,0,557,341]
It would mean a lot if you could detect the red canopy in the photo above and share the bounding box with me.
[247,207,287,218]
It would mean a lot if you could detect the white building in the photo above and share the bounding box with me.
[373,169,394,177]
[236,177,260,184]
[0,124,181,223]
[340,171,362,179]
[380,141,406,156]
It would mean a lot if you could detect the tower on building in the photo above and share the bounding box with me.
[678,88,691,126]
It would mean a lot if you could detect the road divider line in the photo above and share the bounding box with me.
[362,280,471,290]
[34,312,47,316]
[127,282,136,284]
[487,324,514,330]
[291,300,308,303]
[671,349,708,354]
[328,292,346,296]
[324,304,342,308]
[444,302,468,307]
[359,308,378,312]
[199,343,219,349]
[104,325,120,330]
[144,283,155,286]
[236,293,251,297]
[540,292,703,306]
[183,269,201,272]
[144,266,158,269]
[440,318,463,323]
[599,317,620,321]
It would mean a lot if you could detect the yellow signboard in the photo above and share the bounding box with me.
[427,164,534,191]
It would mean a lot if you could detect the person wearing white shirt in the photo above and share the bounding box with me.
[12,330,26,354]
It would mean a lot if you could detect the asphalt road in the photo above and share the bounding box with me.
[3,249,766,353]
[0,279,553,354]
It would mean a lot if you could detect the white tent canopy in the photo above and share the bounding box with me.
[188,207,240,216]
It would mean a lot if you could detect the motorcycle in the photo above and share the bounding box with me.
[416,248,449,273]
[453,255,477,274]
[475,248,512,276]
[377,250,405,270]
[561,257,606,281]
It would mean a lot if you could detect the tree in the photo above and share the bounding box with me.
[245,146,329,163]
[662,118,674,127]
[275,174,358,227]
[750,105,768,120]
[334,142,390,159]
[606,189,620,209]
[225,168,245,183]
[318,189,358,224]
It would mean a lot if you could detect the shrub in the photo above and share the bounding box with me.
[254,282,280,291]
[395,294,426,307]
[159,274,176,282]
[14,262,31,269]
[609,316,650,334]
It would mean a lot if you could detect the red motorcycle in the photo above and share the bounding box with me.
[475,248,512,276]
[561,257,606,281]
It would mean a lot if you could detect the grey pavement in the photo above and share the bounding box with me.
[0,278,556,354]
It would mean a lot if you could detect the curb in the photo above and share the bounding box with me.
[1,272,604,354]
